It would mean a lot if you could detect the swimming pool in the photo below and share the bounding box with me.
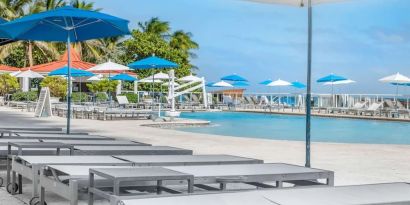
[175,112,410,145]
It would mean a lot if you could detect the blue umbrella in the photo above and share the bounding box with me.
[317,74,347,83]
[0,6,130,134]
[221,74,248,82]
[110,73,137,82]
[49,66,94,77]
[0,18,13,46]
[259,79,273,85]
[232,81,250,87]
[291,81,307,89]
[206,82,216,87]
[128,55,178,117]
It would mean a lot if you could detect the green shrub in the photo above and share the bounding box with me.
[71,92,89,102]
[118,93,138,103]
[0,73,19,96]
[40,76,67,98]
[11,91,38,101]
[95,93,108,102]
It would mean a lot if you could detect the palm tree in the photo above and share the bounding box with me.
[170,30,199,58]
[138,17,170,38]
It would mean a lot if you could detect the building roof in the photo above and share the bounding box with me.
[0,64,20,72]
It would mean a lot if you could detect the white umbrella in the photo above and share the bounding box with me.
[213,81,233,87]
[10,70,22,77]
[87,60,130,72]
[87,74,103,81]
[179,75,202,82]
[379,73,410,108]
[16,70,44,78]
[146,72,169,80]
[266,79,292,87]
[243,0,352,167]
[324,79,355,85]
[139,78,163,83]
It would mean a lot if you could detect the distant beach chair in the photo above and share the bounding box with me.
[333,101,366,115]
[359,102,383,116]
[384,99,409,118]
[116,95,133,108]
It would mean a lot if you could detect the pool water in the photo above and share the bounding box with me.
[176,112,410,145]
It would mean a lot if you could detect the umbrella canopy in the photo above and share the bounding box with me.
[151,72,170,80]
[233,81,250,87]
[128,56,178,69]
[179,75,202,82]
[10,71,22,77]
[259,79,273,85]
[0,6,130,134]
[87,60,130,72]
[110,73,137,81]
[0,6,130,42]
[379,73,410,84]
[291,81,307,88]
[138,78,163,83]
[87,74,103,81]
[16,70,44,78]
[0,17,14,46]
[317,74,347,83]
[210,81,233,87]
[324,79,355,85]
[49,66,94,77]
[267,79,292,87]
[221,74,248,82]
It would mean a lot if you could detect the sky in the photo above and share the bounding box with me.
[94,0,410,94]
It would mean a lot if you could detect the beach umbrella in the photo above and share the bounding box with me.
[317,74,347,107]
[149,72,170,80]
[211,81,234,87]
[291,81,306,89]
[87,60,130,73]
[87,74,103,81]
[110,73,137,82]
[323,79,355,85]
[232,81,250,87]
[221,73,248,82]
[259,79,273,85]
[0,18,14,46]
[267,79,292,104]
[243,0,352,167]
[179,74,202,82]
[379,73,410,108]
[128,55,178,116]
[10,71,22,77]
[0,6,130,134]
[15,70,44,79]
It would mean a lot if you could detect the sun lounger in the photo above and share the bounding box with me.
[359,102,383,116]
[0,134,113,140]
[0,127,62,132]
[40,139,151,146]
[72,146,192,155]
[38,155,263,205]
[112,182,410,205]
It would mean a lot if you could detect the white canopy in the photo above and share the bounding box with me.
[324,79,356,85]
[179,75,201,82]
[87,60,130,72]
[379,73,410,84]
[267,79,292,87]
[213,81,233,87]
[138,78,163,83]
[146,72,170,80]
[16,70,44,79]
[10,71,22,77]
[87,74,103,81]
[246,0,345,7]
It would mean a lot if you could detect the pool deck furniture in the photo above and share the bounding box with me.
[87,167,195,205]
[40,139,151,146]
[72,146,192,155]
[38,155,263,205]
[0,134,114,140]
[9,155,132,204]
[112,182,410,205]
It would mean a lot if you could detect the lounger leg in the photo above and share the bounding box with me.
[88,173,95,205]
[276,181,283,188]
[40,186,45,205]
[219,183,226,190]
[18,174,22,194]
[11,171,16,195]
[70,180,78,205]
[327,173,335,186]
[32,165,40,197]
[187,178,194,193]
[157,180,163,194]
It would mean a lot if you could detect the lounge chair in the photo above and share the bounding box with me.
[359,102,383,116]
[330,101,366,114]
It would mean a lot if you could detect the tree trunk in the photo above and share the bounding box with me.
[28,41,33,69]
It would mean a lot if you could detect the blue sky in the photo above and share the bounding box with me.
[94,0,410,94]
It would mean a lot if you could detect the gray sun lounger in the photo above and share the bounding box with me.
[113,182,410,205]
[9,155,132,202]
[40,140,151,146]
[72,146,192,155]
[38,155,263,205]
[0,134,113,140]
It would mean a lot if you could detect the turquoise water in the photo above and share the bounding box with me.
[176,112,410,145]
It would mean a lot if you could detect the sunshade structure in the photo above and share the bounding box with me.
[179,74,202,82]
[0,6,130,133]
[15,70,44,78]
[0,17,14,46]
[49,66,94,77]
[87,74,103,81]
[10,71,22,77]
[323,79,355,85]
[259,79,273,85]
[291,81,306,89]
[128,55,178,115]
[148,72,170,80]
[267,79,292,87]
[232,81,250,87]
[221,74,248,82]
[87,60,130,74]
[209,81,234,88]
[110,73,137,82]
[379,73,410,108]
[317,74,348,108]
[243,0,352,167]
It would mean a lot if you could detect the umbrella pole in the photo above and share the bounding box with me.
[66,35,72,134]
[396,83,399,110]
[305,0,313,168]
